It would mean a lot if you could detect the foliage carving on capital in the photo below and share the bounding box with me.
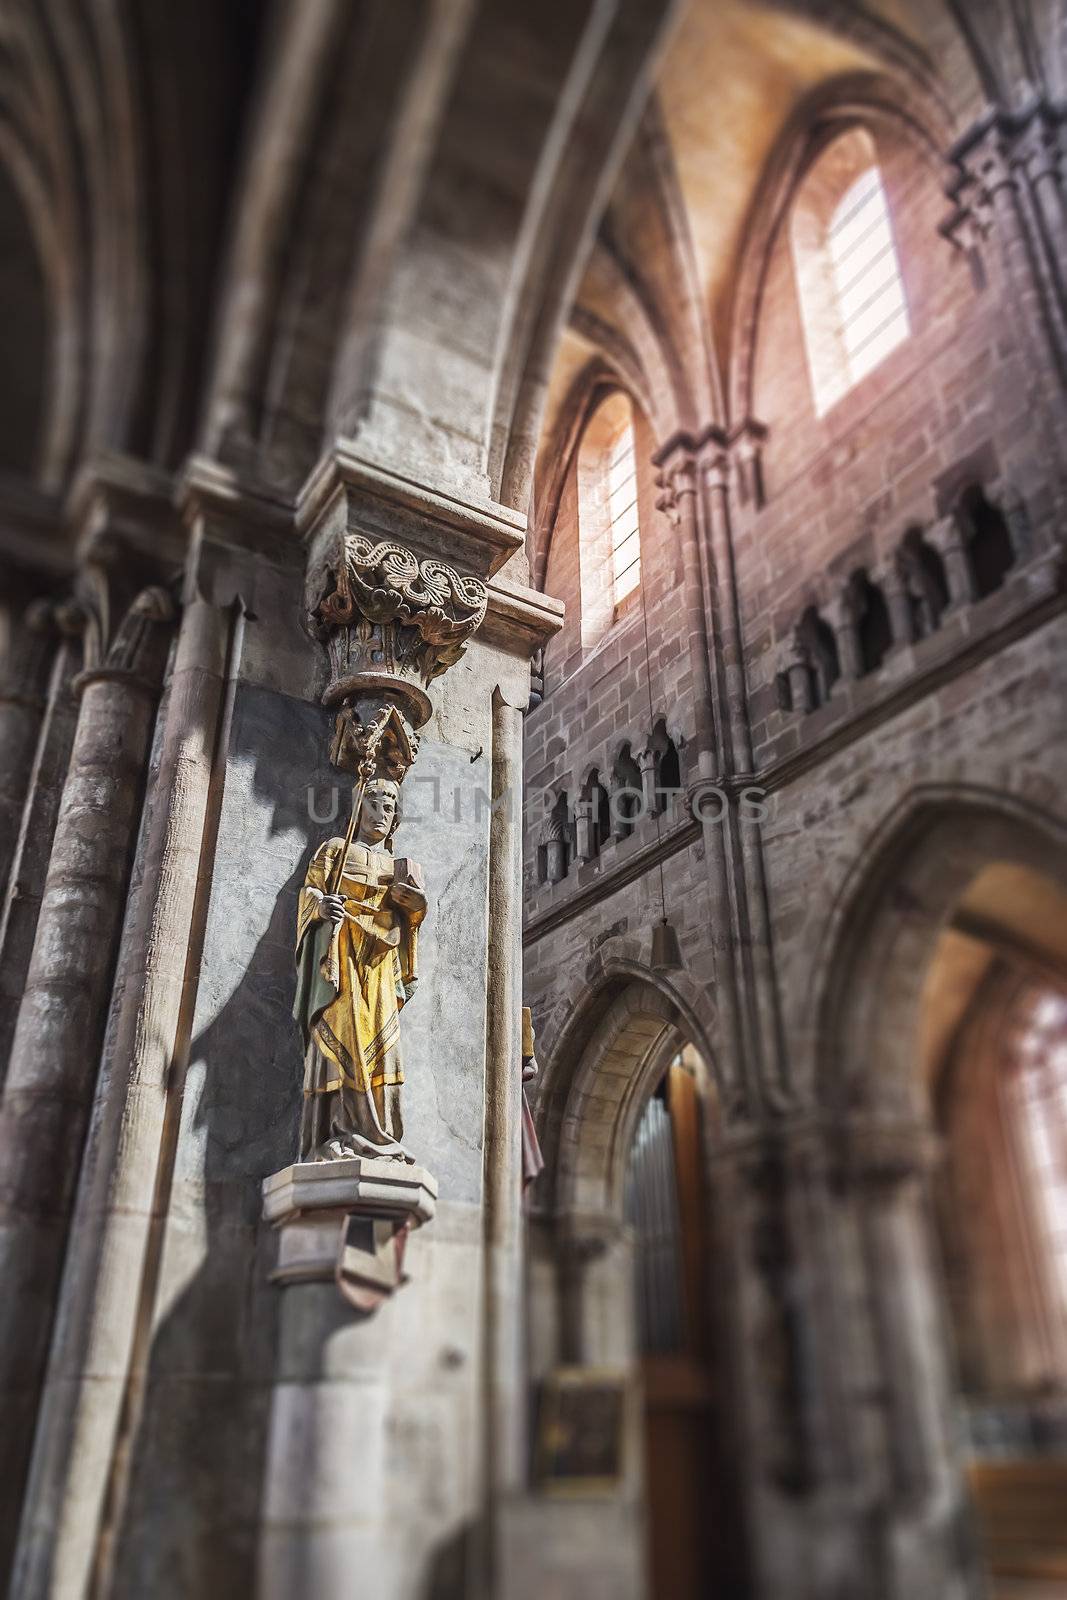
[306,531,487,734]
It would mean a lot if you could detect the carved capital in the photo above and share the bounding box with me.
[55,556,177,699]
[659,457,699,521]
[925,513,965,558]
[833,1118,942,1190]
[654,452,699,526]
[703,451,731,496]
[653,470,681,526]
[946,100,1067,250]
[306,530,487,737]
[1011,103,1067,187]
[822,590,859,633]
[726,418,767,509]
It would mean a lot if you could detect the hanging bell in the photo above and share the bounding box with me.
[651,915,683,971]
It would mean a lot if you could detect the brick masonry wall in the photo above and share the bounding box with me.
[738,115,1066,764]
[760,611,1067,1096]
[524,403,703,892]
[524,105,1067,1111]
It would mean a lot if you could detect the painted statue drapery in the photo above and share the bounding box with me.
[293,781,426,1163]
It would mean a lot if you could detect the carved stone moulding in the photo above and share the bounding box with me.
[306,529,487,733]
[263,1156,439,1311]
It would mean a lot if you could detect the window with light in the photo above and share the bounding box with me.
[1009,989,1067,1331]
[607,418,641,607]
[828,167,909,390]
[791,129,911,417]
[575,390,643,650]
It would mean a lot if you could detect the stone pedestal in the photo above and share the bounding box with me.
[263,1157,438,1301]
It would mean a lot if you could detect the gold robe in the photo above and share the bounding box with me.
[293,838,424,1161]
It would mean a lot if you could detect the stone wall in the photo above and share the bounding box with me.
[521,23,1067,1600]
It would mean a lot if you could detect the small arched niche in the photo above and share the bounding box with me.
[578,768,611,860]
[611,742,643,841]
[900,525,949,638]
[958,484,1015,600]
[649,718,681,815]
[848,567,893,675]
[797,603,840,707]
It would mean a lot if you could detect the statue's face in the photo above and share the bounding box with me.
[358,782,398,844]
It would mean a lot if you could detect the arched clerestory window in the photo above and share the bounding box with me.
[790,128,910,417]
[576,391,643,647]
[606,411,641,608]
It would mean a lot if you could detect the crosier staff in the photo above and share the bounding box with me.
[323,706,393,987]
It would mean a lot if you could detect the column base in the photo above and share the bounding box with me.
[262,1156,438,1310]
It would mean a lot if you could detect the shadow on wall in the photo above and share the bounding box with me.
[109,683,335,1597]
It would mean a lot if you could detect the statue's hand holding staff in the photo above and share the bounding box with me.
[320,893,347,926]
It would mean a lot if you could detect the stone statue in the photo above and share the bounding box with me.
[293,776,427,1163]
[288,530,486,1170]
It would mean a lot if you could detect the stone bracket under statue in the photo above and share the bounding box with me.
[263,1156,438,1313]
[262,528,487,1309]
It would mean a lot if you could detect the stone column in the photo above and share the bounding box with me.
[778,1126,889,1599]
[707,447,789,1101]
[999,478,1037,562]
[654,455,718,765]
[704,452,753,774]
[545,828,568,883]
[825,593,863,681]
[1018,110,1067,290]
[928,515,977,611]
[574,796,596,863]
[0,579,56,900]
[483,688,527,1524]
[10,593,238,1600]
[0,575,174,1583]
[707,1134,814,1600]
[849,1125,982,1600]
[556,1219,631,1368]
[948,109,1067,392]
[635,743,657,818]
[780,636,814,714]
[875,557,916,652]
[1007,111,1067,379]
[0,633,81,1088]
[657,449,747,1101]
[252,449,558,1600]
[732,420,766,512]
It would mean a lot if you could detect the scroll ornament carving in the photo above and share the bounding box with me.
[306,532,487,737]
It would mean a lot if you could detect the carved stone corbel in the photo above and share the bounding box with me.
[305,528,487,779]
[263,1157,438,1311]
